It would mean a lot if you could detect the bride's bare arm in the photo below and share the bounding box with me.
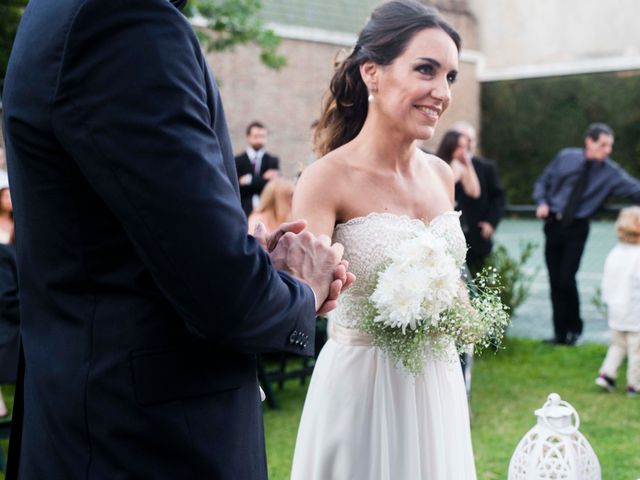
[292,160,340,238]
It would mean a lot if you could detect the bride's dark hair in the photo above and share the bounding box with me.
[314,1,461,157]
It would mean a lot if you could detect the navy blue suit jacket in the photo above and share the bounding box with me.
[2,0,315,478]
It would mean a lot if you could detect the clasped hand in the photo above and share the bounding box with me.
[253,220,355,315]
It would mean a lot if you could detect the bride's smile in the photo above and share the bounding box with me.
[365,27,460,142]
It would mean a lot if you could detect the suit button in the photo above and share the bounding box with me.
[289,331,299,344]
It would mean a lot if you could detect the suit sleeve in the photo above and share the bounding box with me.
[50,0,315,355]
[482,160,506,227]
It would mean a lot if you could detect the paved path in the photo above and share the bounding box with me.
[493,218,617,344]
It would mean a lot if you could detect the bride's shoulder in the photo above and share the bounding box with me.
[417,150,454,186]
[298,149,350,186]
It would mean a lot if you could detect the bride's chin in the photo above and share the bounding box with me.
[415,125,436,141]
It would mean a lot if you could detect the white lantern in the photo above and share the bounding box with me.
[508,393,601,480]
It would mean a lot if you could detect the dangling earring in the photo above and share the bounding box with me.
[368,86,377,103]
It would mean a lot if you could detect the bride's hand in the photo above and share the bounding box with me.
[316,259,356,315]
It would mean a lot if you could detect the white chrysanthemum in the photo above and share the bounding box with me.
[370,230,461,332]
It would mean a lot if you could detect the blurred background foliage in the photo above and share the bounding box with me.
[0,0,29,89]
[185,0,286,70]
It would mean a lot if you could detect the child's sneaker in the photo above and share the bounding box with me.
[627,386,639,397]
[595,373,616,392]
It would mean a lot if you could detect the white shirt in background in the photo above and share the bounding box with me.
[601,242,640,332]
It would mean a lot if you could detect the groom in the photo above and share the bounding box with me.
[2,0,351,478]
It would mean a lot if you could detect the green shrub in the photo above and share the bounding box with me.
[485,241,539,316]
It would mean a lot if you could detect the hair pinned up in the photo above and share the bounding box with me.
[313,1,460,157]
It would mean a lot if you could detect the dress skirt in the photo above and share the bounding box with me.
[290,330,477,480]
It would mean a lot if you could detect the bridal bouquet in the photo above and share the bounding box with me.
[360,229,510,375]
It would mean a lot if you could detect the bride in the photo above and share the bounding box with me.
[290,1,476,479]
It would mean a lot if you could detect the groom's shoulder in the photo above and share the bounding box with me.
[41,0,191,36]
[28,0,183,19]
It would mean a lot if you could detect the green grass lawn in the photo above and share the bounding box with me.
[263,337,640,480]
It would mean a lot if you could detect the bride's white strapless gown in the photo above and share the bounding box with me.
[291,212,477,480]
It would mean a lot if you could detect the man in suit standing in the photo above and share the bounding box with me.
[2,0,352,478]
[452,122,506,276]
[533,123,640,346]
[236,121,281,217]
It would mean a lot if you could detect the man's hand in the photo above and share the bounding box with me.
[536,203,550,219]
[478,221,495,240]
[262,168,280,181]
[239,173,252,186]
[252,220,308,252]
[270,231,346,313]
[254,220,356,314]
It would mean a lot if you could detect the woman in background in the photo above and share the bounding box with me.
[0,178,14,417]
[0,183,14,245]
[247,178,295,234]
[435,129,481,199]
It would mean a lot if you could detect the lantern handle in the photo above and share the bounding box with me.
[540,397,580,435]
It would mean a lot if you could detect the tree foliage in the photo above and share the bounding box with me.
[185,0,286,70]
[0,0,29,87]
[0,0,285,90]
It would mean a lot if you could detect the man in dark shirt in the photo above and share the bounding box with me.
[533,123,640,345]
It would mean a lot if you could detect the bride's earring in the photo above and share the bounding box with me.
[368,86,377,103]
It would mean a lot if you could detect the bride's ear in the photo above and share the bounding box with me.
[359,61,378,93]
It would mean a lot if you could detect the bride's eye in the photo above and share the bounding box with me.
[446,71,458,84]
[415,64,435,76]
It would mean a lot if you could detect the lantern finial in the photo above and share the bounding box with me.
[508,393,601,480]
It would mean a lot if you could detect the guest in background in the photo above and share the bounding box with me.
[435,129,481,200]
[0,241,19,417]
[594,206,640,397]
[451,121,506,276]
[0,173,14,245]
[248,178,295,235]
[235,121,281,217]
[0,175,14,417]
[533,123,640,346]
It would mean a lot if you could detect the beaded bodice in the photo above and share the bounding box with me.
[328,211,466,328]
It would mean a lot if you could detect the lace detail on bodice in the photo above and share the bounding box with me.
[328,211,467,329]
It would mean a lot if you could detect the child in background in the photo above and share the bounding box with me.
[595,206,640,397]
